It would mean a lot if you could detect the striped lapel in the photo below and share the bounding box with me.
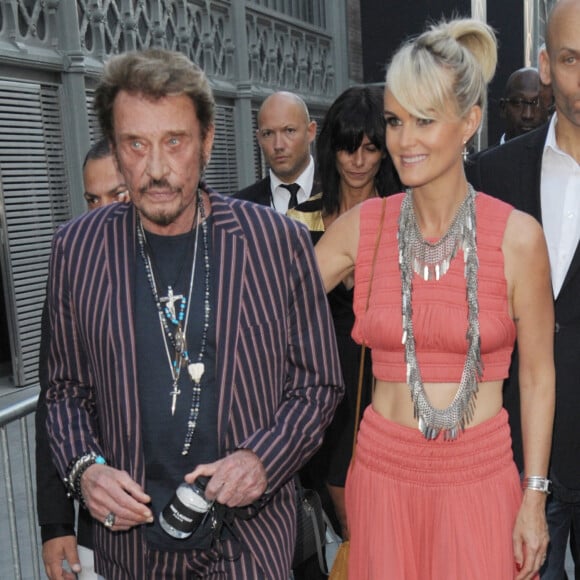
[208,193,246,452]
[104,204,144,481]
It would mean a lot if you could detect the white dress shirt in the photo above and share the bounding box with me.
[541,113,580,297]
[269,156,315,214]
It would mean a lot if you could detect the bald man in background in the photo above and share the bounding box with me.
[235,91,318,213]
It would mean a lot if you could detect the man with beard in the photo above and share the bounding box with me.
[44,49,343,579]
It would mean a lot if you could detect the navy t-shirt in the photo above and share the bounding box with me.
[135,217,218,550]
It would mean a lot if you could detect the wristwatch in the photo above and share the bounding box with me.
[521,475,551,494]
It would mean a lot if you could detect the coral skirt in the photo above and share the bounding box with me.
[345,406,525,579]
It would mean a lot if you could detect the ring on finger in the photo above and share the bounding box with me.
[104,512,116,529]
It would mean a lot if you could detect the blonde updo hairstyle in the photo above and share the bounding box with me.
[386,18,497,126]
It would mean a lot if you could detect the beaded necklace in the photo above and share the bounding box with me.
[398,183,482,440]
[136,188,211,455]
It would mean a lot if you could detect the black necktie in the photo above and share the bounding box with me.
[281,183,300,210]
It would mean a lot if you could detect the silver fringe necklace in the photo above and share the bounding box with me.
[398,183,482,440]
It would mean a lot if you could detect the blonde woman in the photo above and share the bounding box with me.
[316,18,554,580]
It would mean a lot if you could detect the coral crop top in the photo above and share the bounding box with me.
[352,192,517,383]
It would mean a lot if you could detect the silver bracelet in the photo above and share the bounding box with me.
[64,452,107,506]
[521,475,551,494]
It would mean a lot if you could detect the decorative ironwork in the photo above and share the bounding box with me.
[0,0,60,49]
[246,0,327,29]
[74,0,236,80]
[247,9,334,95]
[0,2,336,97]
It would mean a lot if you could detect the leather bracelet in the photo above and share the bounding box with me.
[521,475,551,494]
[64,452,106,507]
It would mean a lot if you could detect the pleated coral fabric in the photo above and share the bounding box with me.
[346,406,532,579]
[352,193,516,384]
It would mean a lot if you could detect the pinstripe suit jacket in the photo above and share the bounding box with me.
[45,190,344,579]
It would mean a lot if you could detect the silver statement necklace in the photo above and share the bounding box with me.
[137,189,211,455]
[398,183,482,440]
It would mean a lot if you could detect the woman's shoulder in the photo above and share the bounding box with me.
[475,191,544,257]
[504,207,544,248]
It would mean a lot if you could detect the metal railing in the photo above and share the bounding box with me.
[0,387,43,580]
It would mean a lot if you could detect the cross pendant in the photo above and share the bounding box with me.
[160,286,184,320]
[170,383,181,416]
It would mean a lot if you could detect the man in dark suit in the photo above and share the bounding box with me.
[466,1,580,577]
[36,138,127,580]
[235,91,318,212]
[498,67,548,144]
[44,49,343,579]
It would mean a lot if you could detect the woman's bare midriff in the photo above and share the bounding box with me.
[372,379,504,430]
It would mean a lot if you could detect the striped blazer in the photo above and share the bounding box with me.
[45,190,344,579]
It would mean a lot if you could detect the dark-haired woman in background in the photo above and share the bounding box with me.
[288,85,400,541]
